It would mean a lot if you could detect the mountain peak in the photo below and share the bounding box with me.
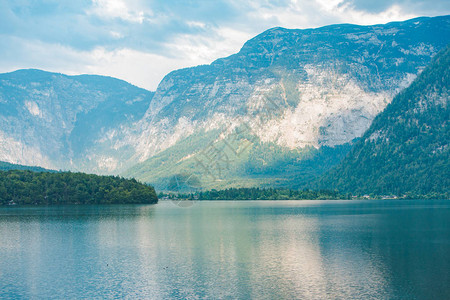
[0,69,154,172]
[120,16,450,189]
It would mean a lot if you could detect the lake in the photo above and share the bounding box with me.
[1,200,449,299]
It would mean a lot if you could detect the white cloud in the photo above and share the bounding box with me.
[0,0,448,90]
[110,31,124,39]
[89,0,148,23]
[84,47,197,90]
[0,37,178,90]
[340,5,418,25]
[165,27,251,64]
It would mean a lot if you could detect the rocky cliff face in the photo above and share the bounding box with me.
[0,69,153,173]
[316,45,450,196]
[119,16,450,189]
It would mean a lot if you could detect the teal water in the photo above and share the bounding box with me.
[0,200,449,299]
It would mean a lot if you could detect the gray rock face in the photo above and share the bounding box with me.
[117,16,450,183]
[316,45,450,195]
[0,69,153,172]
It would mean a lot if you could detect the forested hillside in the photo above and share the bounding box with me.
[0,170,158,205]
[316,45,450,198]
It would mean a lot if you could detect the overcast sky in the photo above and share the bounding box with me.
[1,0,449,90]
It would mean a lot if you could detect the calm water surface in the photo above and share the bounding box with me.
[1,200,449,299]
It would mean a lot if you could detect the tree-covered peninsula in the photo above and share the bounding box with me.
[0,170,158,205]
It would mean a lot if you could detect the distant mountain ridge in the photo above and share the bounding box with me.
[316,45,450,197]
[0,69,154,173]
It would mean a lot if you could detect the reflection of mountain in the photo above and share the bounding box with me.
[2,201,449,298]
[364,202,450,299]
[117,202,395,298]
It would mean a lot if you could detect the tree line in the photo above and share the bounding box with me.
[161,187,349,200]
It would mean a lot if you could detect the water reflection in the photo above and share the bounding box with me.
[1,200,449,299]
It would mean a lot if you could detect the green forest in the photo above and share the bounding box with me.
[0,170,158,205]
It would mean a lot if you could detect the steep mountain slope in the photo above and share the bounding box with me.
[120,16,450,190]
[316,45,450,197]
[0,69,154,173]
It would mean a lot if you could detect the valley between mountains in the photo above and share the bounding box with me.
[0,15,449,196]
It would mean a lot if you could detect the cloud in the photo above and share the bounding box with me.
[89,0,147,23]
[0,36,195,91]
[341,0,450,14]
[0,0,449,90]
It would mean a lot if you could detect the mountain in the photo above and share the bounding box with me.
[0,69,154,173]
[1,16,449,190]
[316,45,450,197]
[120,16,450,190]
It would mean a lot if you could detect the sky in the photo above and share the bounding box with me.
[1,0,449,90]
